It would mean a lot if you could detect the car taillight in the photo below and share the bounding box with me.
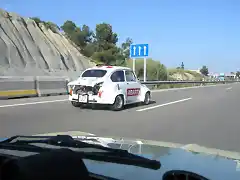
[69,88,73,96]
[98,90,103,98]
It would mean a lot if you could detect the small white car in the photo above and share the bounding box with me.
[67,65,151,111]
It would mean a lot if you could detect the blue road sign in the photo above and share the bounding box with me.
[130,44,149,58]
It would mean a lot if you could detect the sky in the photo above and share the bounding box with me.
[0,0,240,73]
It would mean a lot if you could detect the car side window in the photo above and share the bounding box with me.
[110,70,125,82]
[125,71,136,82]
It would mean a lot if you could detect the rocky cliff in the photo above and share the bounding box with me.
[0,9,93,77]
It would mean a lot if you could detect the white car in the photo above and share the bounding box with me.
[67,65,151,111]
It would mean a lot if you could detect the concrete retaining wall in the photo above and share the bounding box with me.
[0,76,69,99]
[0,76,37,99]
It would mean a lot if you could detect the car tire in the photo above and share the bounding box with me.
[111,95,124,111]
[71,101,82,107]
[143,92,151,105]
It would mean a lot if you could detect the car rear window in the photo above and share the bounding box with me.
[81,69,107,77]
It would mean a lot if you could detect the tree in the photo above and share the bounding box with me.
[82,43,98,57]
[95,23,118,50]
[200,65,209,76]
[61,21,93,55]
[31,17,42,26]
[44,21,59,33]
[90,23,119,64]
[134,59,168,81]
[181,62,184,69]
[61,21,130,64]
[114,38,133,66]
[236,71,240,78]
[81,25,93,44]
[91,50,116,65]
[31,17,59,33]
[121,38,133,59]
[61,20,77,35]
[95,23,118,43]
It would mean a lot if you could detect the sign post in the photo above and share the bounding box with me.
[144,58,146,82]
[132,58,136,73]
[130,44,149,81]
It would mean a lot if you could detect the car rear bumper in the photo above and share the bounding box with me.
[69,94,112,104]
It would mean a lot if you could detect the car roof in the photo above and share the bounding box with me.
[84,65,132,72]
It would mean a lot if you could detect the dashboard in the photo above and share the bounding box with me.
[163,170,209,180]
[0,153,210,180]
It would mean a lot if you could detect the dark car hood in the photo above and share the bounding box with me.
[1,131,240,180]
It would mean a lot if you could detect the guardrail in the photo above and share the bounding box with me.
[0,76,238,99]
[141,80,239,85]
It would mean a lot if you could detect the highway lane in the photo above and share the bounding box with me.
[1,83,240,152]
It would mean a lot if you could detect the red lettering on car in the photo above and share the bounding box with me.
[127,88,140,96]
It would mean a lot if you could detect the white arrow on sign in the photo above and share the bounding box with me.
[133,46,136,55]
[143,46,147,55]
[138,46,141,56]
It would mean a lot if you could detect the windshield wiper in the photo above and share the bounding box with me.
[0,135,161,170]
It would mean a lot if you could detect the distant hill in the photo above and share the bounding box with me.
[126,59,203,81]
[168,69,203,81]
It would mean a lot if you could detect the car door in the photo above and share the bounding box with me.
[124,70,141,103]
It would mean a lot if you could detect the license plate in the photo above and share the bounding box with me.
[78,95,87,103]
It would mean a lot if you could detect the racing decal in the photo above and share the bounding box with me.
[127,88,140,96]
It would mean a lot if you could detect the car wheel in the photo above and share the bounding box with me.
[71,101,82,107]
[143,92,151,105]
[111,95,124,111]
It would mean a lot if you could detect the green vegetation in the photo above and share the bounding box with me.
[155,83,201,90]
[168,68,203,81]
[30,17,206,85]
[181,62,184,69]
[236,71,240,78]
[126,58,168,81]
[31,17,60,33]
[200,65,209,76]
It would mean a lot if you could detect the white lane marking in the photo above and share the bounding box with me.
[0,99,68,108]
[226,87,232,90]
[137,97,192,112]
[151,83,236,93]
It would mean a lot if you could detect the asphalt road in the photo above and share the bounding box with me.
[1,83,240,152]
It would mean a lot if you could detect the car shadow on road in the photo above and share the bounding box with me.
[81,100,156,111]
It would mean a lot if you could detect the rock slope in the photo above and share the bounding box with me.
[0,9,93,77]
